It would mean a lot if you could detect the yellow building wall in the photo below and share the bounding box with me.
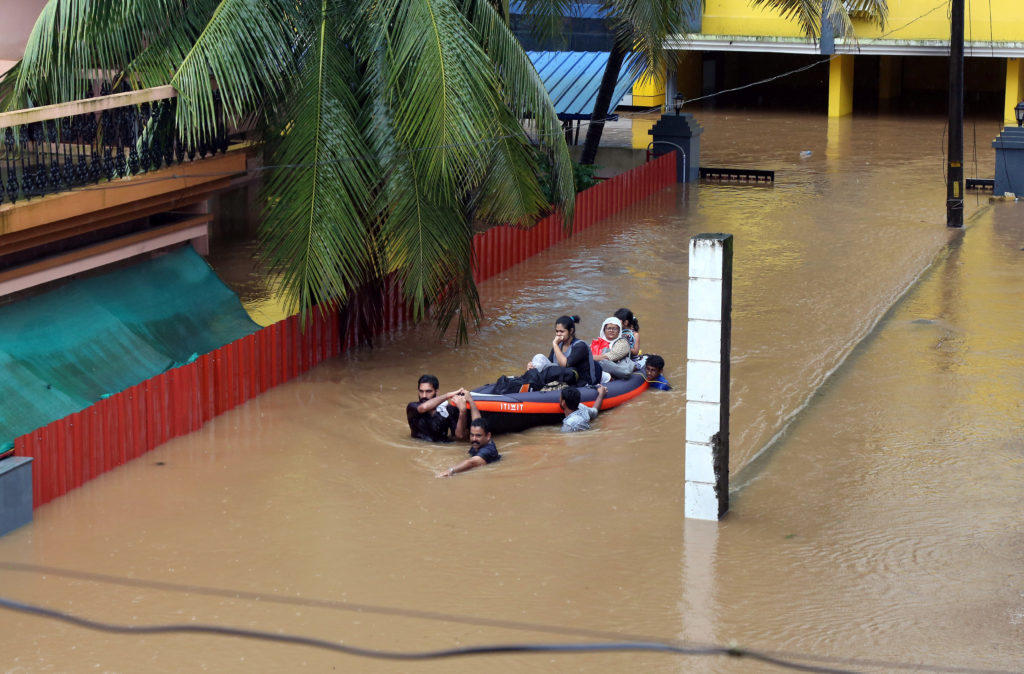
[701,0,805,38]
[632,71,665,108]
[702,0,1024,42]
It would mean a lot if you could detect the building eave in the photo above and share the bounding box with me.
[666,34,1024,58]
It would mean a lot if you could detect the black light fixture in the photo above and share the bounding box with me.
[1016,100,1024,127]
[673,92,685,116]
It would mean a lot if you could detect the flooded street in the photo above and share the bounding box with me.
[1,111,1021,672]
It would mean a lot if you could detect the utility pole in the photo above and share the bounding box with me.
[946,0,965,227]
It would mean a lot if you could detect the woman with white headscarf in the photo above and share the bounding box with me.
[590,316,633,380]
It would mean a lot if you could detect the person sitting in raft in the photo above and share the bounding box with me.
[590,316,633,380]
[560,385,607,432]
[644,355,671,391]
[407,375,463,442]
[437,392,501,477]
[524,315,599,388]
[614,307,644,370]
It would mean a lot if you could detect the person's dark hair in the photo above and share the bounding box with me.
[614,308,638,331]
[560,387,581,411]
[470,417,489,434]
[646,355,665,372]
[417,374,440,390]
[555,315,581,338]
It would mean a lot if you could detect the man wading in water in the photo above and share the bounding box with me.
[407,375,463,442]
[437,392,501,477]
[560,385,607,432]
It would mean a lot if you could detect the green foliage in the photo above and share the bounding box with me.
[532,146,600,204]
[7,0,576,342]
[572,160,600,193]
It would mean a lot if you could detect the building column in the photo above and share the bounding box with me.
[828,54,855,118]
[1004,58,1024,126]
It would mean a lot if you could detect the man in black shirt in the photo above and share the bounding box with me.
[437,392,501,477]
[407,374,462,442]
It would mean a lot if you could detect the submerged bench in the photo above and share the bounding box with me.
[699,167,775,183]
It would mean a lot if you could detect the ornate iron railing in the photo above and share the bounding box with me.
[0,84,229,204]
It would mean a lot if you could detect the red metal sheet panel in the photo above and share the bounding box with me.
[68,416,82,491]
[53,419,67,497]
[29,429,48,505]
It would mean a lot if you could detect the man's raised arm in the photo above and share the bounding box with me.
[455,391,482,441]
[416,389,460,415]
[452,391,468,440]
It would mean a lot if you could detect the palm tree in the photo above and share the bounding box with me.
[514,0,888,165]
[3,0,576,342]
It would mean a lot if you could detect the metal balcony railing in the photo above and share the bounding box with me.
[0,84,230,204]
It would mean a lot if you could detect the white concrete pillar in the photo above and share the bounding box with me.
[685,233,732,520]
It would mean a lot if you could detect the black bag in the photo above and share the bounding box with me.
[492,375,531,395]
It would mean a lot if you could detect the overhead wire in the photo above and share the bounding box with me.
[0,559,1007,674]
[0,595,851,673]
[0,593,1012,673]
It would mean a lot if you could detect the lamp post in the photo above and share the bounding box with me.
[674,92,685,116]
[1016,101,1024,127]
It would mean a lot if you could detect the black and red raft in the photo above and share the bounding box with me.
[463,373,649,434]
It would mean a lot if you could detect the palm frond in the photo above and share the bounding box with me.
[748,0,887,38]
[171,0,299,148]
[380,157,474,322]
[7,0,212,108]
[471,106,550,227]
[380,0,506,199]
[464,0,575,221]
[258,4,378,317]
[606,0,690,78]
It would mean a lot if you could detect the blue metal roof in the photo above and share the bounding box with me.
[527,51,641,121]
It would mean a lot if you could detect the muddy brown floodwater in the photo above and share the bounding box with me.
[1,111,1022,673]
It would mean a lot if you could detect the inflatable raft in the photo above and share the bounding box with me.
[465,373,649,434]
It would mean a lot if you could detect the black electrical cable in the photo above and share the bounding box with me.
[0,595,856,672]
[0,577,1013,674]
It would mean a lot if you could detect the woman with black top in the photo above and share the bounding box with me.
[526,315,599,387]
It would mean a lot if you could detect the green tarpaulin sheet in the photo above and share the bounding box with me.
[0,245,260,449]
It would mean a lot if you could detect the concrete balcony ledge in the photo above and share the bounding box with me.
[0,144,251,236]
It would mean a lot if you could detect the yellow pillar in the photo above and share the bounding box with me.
[1004,58,1024,126]
[828,54,854,118]
[632,67,665,109]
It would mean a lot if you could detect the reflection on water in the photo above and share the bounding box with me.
[0,111,1021,672]
[206,236,291,327]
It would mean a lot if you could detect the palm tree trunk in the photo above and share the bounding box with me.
[579,42,627,166]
